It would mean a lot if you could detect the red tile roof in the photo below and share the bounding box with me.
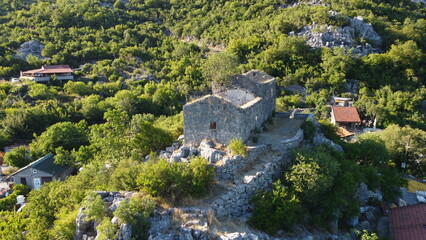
[389,204,426,240]
[332,106,361,123]
[22,65,73,74]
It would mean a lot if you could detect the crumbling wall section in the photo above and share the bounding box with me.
[212,129,304,218]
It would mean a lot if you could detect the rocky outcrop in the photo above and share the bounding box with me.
[14,40,45,61]
[355,183,383,205]
[292,15,382,56]
[74,191,134,240]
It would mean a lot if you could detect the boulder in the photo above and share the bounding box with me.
[200,147,225,164]
[109,197,124,212]
[313,133,343,152]
[355,183,383,204]
[347,216,359,227]
[398,198,408,207]
[416,190,426,198]
[399,187,419,205]
[118,223,132,240]
[416,195,426,203]
[75,207,96,240]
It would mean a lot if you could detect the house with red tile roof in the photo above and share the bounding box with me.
[331,106,361,132]
[20,65,74,83]
[389,204,426,240]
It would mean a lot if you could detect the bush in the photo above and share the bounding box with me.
[249,180,304,234]
[114,193,155,239]
[301,119,316,143]
[4,146,31,168]
[319,120,339,142]
[137,156,214,200]
[228,138,248,157]
[82,193,106,221]
[0,184,30,211]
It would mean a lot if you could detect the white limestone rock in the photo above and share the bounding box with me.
[293,15,382,56]
[14,40,45,61]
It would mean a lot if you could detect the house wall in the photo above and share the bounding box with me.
[13,167,53,189]
[331,109,336,124]
[184,96,245,145]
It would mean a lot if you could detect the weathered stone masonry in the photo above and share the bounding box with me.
[183,70,276,145]
[211,129,304,219]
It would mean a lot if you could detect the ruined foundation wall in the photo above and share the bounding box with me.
[212,129,304,218]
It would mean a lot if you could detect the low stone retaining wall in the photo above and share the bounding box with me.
[211,129,304,218]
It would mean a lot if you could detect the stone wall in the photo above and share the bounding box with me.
[184,70,276,145]
[212,129,304,218]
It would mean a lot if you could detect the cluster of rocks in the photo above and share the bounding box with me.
[14,40,46,61]
[341,183,389,238]
[397,187,426,206]
[75,191,133,240]
[292,15,382,56]
[279,0,330,8]
[159,137,226,165]
[148,207,354,240]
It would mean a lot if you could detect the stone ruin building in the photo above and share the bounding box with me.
[183,70,276,145]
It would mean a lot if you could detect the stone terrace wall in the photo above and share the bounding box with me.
[212,129,304,218]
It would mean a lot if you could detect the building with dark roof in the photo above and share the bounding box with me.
[6,154,73,189]
[389,204,426,240]
[20,65,74,83]
[183,70,276,145]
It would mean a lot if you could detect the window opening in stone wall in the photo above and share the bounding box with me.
[210,122,217,129]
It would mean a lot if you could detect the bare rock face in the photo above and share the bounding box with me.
[293,15,382,56]
[355,183,383,205]
[75,207,97,240]
[14,40,45,61]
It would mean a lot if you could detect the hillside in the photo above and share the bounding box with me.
[0,0,425,239]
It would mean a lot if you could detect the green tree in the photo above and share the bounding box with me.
[28,83,55,100]
[228,138,248,157]
[114,193,155,239]
[4,146,31,168]
[202,52,239,88]
[249,181,304,234]
[285,147,340,203]
[30,121,89,158]
[64,81,93,96]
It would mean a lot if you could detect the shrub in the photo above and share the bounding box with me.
[301,119,316,143]
[82,193,106,221]
[249,180,304,234]
[0,184,30,211]
[114,193,155,239]
[137,157,214,199]
[4,146,31,168]
[228,138,248,158]
[318,120,339,142]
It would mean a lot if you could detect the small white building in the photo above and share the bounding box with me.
[5,154,72,190]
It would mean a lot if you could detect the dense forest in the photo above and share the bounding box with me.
[0,0,425,239]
